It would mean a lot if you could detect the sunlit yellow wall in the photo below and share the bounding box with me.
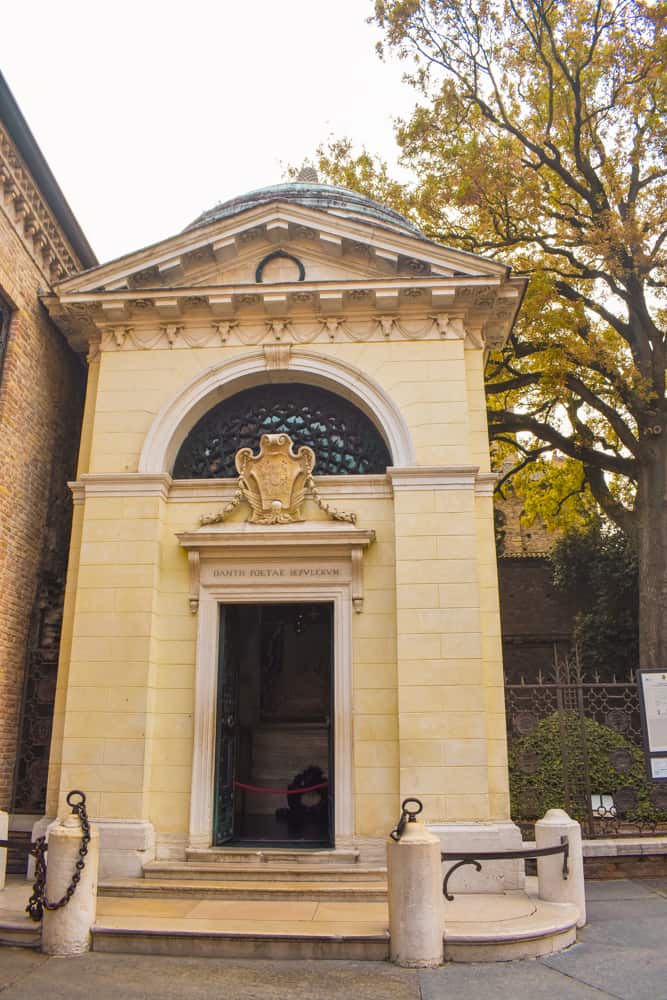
[51,334,509,846]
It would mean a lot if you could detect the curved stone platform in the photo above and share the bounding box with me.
[90,880,579,962]
[444,889,579,962]
[0,875,580,961]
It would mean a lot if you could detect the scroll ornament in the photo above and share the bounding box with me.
[200,433,356,526]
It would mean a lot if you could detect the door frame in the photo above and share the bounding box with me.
[213,600,335,847]
[188,581,353,849]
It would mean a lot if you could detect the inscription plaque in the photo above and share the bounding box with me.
[638,669,667,783]
[201,561,350,587]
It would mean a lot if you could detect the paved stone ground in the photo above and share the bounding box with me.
[1,879,666,1000]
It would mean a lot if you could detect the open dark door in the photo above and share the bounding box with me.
[326,602,335,844]
[213,606,240,844]
[214,601,333,846]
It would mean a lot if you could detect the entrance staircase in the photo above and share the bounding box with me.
[108,848,387,902]
[91,849,579,961]
[0,850,580,960]
[95,848,389,960]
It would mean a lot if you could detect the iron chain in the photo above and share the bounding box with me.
[26,790,90,922]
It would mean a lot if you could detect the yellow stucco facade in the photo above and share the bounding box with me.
[43,183,526,876]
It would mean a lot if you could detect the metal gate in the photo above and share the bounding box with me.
[505,648,667,838]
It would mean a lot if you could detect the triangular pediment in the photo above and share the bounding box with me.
[46,199,526,355]
[55,200,509,295]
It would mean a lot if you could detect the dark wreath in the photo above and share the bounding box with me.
[275,765,328,826]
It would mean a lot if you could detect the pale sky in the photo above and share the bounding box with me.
[2,1,417,264]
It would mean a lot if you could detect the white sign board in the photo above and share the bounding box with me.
[640,671,667,751]
[638,669,667,782]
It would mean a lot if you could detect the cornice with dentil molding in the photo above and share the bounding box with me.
[0,124,79,282]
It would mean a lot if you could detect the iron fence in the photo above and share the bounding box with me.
[505,648,667,838]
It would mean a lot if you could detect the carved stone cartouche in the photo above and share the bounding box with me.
[199,433,357,527]
[237,433,314,524]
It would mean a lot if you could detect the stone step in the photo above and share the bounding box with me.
[0,918,40,949]
[143,861,386,883]
[92,925,389,961]
[184,847,360,865]
[91,892,390,961]
[0,880,41,949]
[89,890,579,963]
[100,878,387,902]
[444,895,579,962]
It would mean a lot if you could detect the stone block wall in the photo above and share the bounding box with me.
[51,331,512,855]
[0,204,85,811]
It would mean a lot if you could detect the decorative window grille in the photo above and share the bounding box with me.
[173,383,392,478]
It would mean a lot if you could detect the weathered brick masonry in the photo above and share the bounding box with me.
[0,73,95,813]
[498,556,577,681]
[0,205,86,810]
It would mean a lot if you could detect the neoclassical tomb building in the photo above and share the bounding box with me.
[43,179,526,877]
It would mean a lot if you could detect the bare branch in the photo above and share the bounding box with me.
[564,373,640,455]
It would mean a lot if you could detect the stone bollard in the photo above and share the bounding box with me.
[0,810,7,890]
[535,808,586,928]
[387,801,444,967]
[41,811,100,956]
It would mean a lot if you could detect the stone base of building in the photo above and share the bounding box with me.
[30,817,156,880]
[28,815,525,885]
[152,833,389,869]
[428,821,525,893]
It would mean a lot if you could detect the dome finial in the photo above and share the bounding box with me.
[296,164,319,184]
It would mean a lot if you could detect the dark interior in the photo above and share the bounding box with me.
[215,602,333,847]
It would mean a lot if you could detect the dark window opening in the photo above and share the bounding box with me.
[214,602,334,847]
[0,294,11,380]
[173,383,392,478]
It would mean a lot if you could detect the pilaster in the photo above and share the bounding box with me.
[389,467,503,825]
[55,488,166,846]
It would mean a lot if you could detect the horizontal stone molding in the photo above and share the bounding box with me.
[475,473,498,497]
[58,199,511,294]
[178,522,376,616]
[69,473,171,502]
[70,470,495,501]
[169,474,392,502]
[49,199,526,353]
[178,522,376,553]
[389,466,478,491]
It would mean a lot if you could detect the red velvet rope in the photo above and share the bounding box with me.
[233,780,328,796]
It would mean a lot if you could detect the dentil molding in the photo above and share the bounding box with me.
[0,124,79,281]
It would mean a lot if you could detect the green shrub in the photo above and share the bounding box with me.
[550,524,638,680]
[509,711,667,825]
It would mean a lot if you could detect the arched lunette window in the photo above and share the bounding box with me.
[172,383,392,478]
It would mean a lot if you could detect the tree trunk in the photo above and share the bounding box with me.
[636,426,667,668]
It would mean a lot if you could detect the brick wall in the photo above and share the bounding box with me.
[495,491,558,557]
[0,204,85,810]
[498,556,578,682]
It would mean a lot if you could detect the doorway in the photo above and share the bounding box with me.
[214,602,334,847]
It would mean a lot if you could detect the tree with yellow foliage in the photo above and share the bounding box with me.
[310,0,666,667]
